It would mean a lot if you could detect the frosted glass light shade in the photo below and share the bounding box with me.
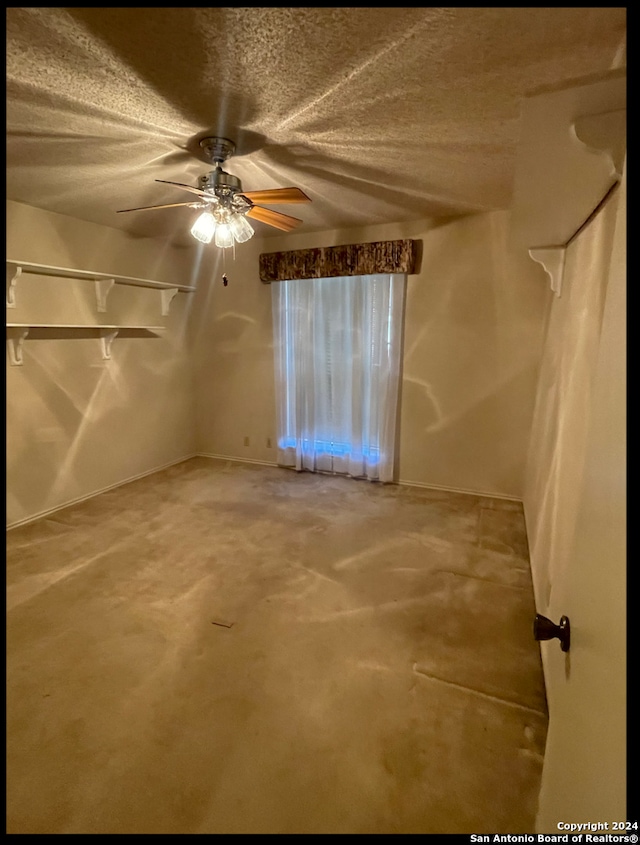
[214,222,234,248]
[229,213,255,243]
[190,211,216,244]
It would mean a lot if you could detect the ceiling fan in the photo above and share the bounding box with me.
[116,136,311,245]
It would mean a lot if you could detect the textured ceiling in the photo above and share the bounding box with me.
[6,7,626,247]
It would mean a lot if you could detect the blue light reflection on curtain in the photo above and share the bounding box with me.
[271,273,406,482]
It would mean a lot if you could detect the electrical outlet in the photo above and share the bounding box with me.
[244,436,250,447]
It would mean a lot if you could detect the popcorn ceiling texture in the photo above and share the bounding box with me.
[6,7,626,246]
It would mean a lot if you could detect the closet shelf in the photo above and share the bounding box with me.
[6,259,195,313]
[510,68,626,298]
[6,323,165,366]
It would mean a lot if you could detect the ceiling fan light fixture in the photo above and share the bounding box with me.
[214,221,234,249]
[229,212,255,244]
[190,210,216,244]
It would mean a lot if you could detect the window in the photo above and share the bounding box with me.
[271,273,406,482]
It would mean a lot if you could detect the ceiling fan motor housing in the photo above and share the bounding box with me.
[198,169,242,195]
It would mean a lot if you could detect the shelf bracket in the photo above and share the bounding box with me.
[572,109,626,181]
[95,278,116,313]
[99,329,119,360]
[7,326,30,366]
[160,287,179,316]
[6,264,22,309]
[529,247,566,298]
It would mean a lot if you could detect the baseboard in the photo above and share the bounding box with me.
[197,455,522,502]
[6,453,198,531]
[397,477,523,503]
[8,456,521,530]
[196,452,279,468]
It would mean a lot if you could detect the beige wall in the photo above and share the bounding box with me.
[524,185,621,613]
[7,201,550,526]
[188,238,278,465]
[399,213,548,497]
[524,171,626,828]
[190,213,548,499]
[6,200,198,527]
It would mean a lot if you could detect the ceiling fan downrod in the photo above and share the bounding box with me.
[198,136,243,195]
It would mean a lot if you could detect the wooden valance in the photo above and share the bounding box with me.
[259,239,418,283]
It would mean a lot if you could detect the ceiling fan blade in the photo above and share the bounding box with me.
[116,201,199,213]
[246,206,303,232]
[155,179,211,198]
[240,187,311,204]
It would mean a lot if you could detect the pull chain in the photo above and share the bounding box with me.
[221,242,236,287]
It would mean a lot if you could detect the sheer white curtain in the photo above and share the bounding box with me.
[271,273,405,482]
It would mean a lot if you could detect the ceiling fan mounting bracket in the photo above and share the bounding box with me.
[199,136,236,166]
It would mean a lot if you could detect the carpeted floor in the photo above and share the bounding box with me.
[6,456,547,834]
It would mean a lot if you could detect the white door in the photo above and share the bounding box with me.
[535,162,626,829]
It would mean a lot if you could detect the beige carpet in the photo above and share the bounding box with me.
[6,456,547,834]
